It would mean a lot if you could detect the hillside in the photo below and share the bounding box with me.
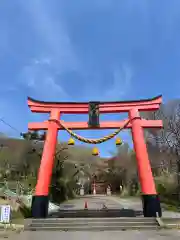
[0,137,108,177]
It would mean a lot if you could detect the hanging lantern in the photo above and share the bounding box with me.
[116,137,122,146]
[68,137,75,145]
[92,147,99,156]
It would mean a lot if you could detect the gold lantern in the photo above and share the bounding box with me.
[68,137,75,145]
[92,147,99,156]
[116,137,122,146]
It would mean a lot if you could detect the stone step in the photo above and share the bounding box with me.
[24,217,159,231]
[49,209,143,218]
[25,225,160,231]
[29,217,157,224]
[28,221,156,227]
[49,209,142,212]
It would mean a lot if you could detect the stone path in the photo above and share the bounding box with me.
[58,195,180,218]
[59,195,124,210]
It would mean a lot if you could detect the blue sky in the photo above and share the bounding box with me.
[0,0,180,157]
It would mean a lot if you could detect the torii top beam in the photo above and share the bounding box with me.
[28,95,162,114]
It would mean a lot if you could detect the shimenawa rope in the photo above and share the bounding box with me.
[49,117,138,144]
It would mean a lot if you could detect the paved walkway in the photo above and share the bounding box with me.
[59,195,180,218]
[12,229,180,240]
[59,195,125,210]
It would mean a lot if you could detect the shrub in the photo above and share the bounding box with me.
[155,172,179,205]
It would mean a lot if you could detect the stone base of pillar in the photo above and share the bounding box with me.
[142,194,162,217]
[31,195,49,218]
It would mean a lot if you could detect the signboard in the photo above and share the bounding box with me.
[88,102,100,127]
[1,205,11,223]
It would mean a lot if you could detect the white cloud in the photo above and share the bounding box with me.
[18,1,133,102]
[18,0,79,100]
[74,63,133,102]
[103,64,132,100]
[44,77,67,95]
[21,58,70,100]
[19,0,78,71]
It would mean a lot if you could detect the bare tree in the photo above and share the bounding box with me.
[142,101,180,199]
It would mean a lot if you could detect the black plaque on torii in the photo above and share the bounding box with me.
[88,102,100,128]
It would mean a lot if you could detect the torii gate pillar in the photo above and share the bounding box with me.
[129,108,161,217]
[31,109,60,218]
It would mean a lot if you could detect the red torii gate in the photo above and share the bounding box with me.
[28,95,163,218]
